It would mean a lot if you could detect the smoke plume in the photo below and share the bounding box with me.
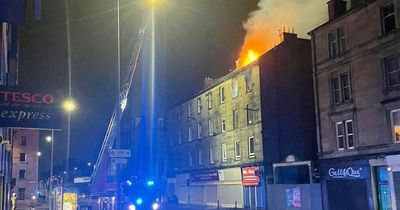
[236,0,328,67]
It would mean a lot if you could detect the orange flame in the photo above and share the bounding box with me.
[241,49,260,67]
[236,27,278,68]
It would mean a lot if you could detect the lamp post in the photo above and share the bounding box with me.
[62,98,76,183]
[46,132,54,210]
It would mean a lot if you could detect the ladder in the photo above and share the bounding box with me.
[91,10,150,185]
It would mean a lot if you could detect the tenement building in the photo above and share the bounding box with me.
[164,32,316,209]
[11,130,40,210]
[310,0,400,209]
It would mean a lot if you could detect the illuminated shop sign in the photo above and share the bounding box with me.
[0,87,62,129]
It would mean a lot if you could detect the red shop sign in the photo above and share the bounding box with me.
[242,166,260,186]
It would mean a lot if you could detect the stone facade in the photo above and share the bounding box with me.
[310,0,400,209]
[164,32,315,209]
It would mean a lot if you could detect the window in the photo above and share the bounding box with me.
[233,110,239,129]
[245,71,252,92]
[178,108,182,120]
[391,109,400,142]
[247,104,258,124]
[188,127,192,142]
[19,153,26,162]
[17,188,25,200]
[220,86,225,103]
[187,103,192,117]
[328,32,337,58]
[207,92,213,109]
[189,152,193,166]
[232,79,238,98]
[335,120,355,150]
[178,132,182,144]
[248,137,255,158]
[385,54,400,88]
[20,136,26,145]
[209,147,214,163]
[208,119,214,136]
[337,27,346,54]
[221,143,227,162]
[328,27,347,58]
[381,3,396,34]
[331,72,351,104]
[197,123,202,139]
[221,118,226,132]
[18,170,26,179]
[234,140,241,160]
[198,149,203,165]
[197,98,201,114]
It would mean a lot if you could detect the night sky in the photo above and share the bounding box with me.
[17,0,260,177]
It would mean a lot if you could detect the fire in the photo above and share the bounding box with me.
[242,49,260,67]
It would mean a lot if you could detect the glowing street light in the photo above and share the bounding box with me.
[62,99,76,113]
[37,152,42,157]
[45,136,52,142]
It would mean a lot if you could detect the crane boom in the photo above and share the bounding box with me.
[91,11,150,186]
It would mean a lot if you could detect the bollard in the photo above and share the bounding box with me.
[235,201,237,209]
[217,200,220,210]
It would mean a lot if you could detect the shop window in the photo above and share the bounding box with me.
[220,86,225,103]
[335,120,355,150]
[18,170,26,179]
[331,72,351,104]
[385,54,400,88]
[232,79,238,98]
[374,166,392,210]
[390,109,400,142]
[381,3,396,34]
[221,143,227,162]
[248,136,255,158]
[234,140,241,160]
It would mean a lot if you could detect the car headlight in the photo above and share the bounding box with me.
[152,202,159,210]
[128,204,136,210]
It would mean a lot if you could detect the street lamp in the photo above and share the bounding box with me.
[62,98,76,183]
[37,152,42,157]
[46,132,55,210]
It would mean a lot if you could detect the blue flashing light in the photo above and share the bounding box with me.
[135,198,143,206]
[146,180,154,186]
[126,180,132,186]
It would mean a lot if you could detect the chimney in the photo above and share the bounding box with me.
[350,0,368,9]
[203,77,215,89]
[283,32,298,42]
[328,0,347,21]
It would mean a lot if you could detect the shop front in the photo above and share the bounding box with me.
[386,154,400,209]
[320,158,374,210]
[242,166,265,209]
